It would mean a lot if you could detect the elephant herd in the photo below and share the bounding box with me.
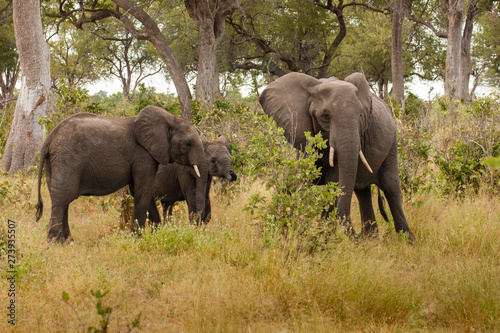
[36,72,414,243]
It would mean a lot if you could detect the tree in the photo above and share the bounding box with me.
[445,0,466,99]
[0,0,18,110]
[47,21,105,88]
[407,0,495,99]
[226,0,341,78]
[185,0,241,107]
[48,0,193,118]
[473,4,500,89]
[226,0,387,80]
[391,0,409,110]
[2,0,50,173]
[91,20,165,101]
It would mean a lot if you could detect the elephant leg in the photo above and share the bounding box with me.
[203,196,212,223]
[48,202,71,243]
[378,151,415,242]
[131,165,156,230]
[148,200,161,226]
[186,198,198,224]
[47,176,78,243]
[354,187,378,237]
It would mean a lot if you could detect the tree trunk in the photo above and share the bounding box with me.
[185,0,240,108]
[459,0,480,100]
[2,0,50,173]
[391,0,406,112]
[195,20,220,107]
[444,0,465,99]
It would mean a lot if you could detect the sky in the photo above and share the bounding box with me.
[85,73,495,102]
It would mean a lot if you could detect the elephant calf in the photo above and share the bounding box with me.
[150,135,237,223]
[36,106,208,243]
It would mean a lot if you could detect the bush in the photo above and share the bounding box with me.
[434,128,500,195]
[243,111,340,253]
[397,124,435,195]
[39,79,92,133]
[397,91,500,197]
[132,84,182,117]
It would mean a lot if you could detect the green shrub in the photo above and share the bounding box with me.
[62,289,141,333]
[434,134,500,195]
[39,79,91,133]
[132,84,181,117]
[397,124,435,195]
[243,111,340,252]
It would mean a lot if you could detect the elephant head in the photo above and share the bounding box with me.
[134,105,208,220]
[204,135,237,182]
[259,72,407,235]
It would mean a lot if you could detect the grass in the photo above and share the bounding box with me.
[1,172,500,332]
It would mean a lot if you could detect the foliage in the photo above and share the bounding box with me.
[397,123,435,196]
[397,92,500,198]
[39,79,92,133]
[0,102,14,154]
[243,111,340,252]
[474,8,500,87]
[434,132,500,195]
[132,84,182,117]
[62,289,140,333]
[483,156,500,170]
[226,0,338,76]
[0,170,35,208]
[46,21,106,88]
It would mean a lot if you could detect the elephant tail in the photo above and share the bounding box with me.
[35,147,47,222]
[377,187,389,222]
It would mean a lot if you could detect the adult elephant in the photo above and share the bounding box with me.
[151,135,237,223]
[259,72,414,241]
[35,105,208,243]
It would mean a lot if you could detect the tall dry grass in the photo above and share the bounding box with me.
[1,171,499,332]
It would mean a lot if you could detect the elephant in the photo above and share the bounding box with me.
[35,105,208,243]
[149,135,237,223]
[259,72,415,241]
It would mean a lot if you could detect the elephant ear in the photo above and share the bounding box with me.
[134,105,176,165]
[215,135,231,154]
[259,72,321,151]
[344,73,373,132]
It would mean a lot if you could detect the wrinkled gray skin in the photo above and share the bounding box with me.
[259,72,414,242]
[149,136,237,224]
[35,105,208,243]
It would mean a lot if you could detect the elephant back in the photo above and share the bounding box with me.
[259,73,320,151]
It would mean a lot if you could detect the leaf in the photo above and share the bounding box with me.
[62,291,69,302]
[483,156,500,170]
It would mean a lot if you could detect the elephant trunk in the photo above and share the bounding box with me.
[194,159,208,224]
[330,124,360,233]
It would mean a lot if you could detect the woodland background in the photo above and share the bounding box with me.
[1,0,500,332]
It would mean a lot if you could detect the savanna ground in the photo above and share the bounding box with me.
[1,89,500,332]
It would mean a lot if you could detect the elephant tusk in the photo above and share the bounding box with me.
[193,165,201,178]
[359,151,373,173]
[329,146,334,167]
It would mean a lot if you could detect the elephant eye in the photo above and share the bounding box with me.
[211,159,217,165]
[186,140,192,148]
[323,113,330,120]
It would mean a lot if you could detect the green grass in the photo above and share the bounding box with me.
[1,173,499,332]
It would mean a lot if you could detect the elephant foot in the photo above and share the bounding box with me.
[405,231,416,244]
[343,225,357,239]
[47,230,71,244]
[360,223,379,240]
